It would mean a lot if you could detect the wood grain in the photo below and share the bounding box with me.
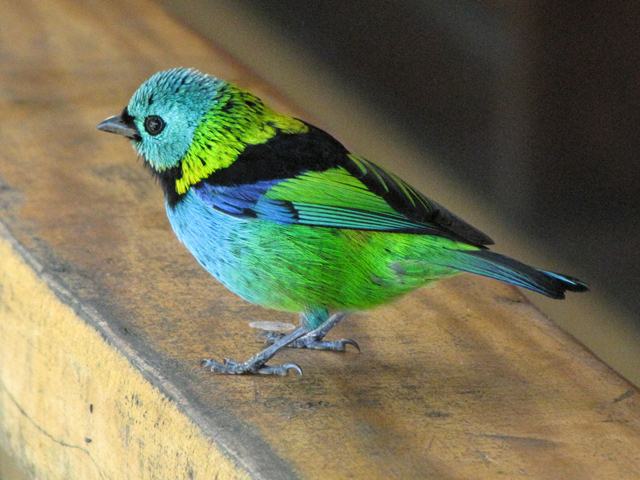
[0,0,638,478]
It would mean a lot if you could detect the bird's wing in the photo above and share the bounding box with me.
[341,154,493,245]
[194,124,493,246]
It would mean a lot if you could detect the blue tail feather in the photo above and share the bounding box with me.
[446,250,588,299]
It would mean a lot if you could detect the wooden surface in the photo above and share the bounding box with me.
[0,1,639,479]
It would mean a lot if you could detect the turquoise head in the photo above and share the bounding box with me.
[97,68,221,172]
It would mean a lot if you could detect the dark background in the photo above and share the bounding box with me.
[239,0,639,317]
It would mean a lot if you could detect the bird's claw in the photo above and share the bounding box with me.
[336,338,361,352]
[304,337,360,352]
[261,332,360,352]
[258,363,303,376]
[201,358,303,376]
[201,358,244,374]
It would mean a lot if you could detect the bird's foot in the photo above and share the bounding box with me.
[201,358,302,376]
[261,332,360,352]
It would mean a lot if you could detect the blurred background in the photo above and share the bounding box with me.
[160,0,640,384]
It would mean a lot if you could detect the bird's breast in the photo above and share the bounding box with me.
[165,190,242,280]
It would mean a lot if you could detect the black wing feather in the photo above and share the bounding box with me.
[342,154,494,246]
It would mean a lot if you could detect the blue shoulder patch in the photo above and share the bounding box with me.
[194,180,282,216]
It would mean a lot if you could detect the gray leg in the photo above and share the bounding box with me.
[202,325,308,376]
[262,312,360,352]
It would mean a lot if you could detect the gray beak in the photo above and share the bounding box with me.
[97,109,141,140]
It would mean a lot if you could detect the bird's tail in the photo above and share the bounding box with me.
[446,250,588,299]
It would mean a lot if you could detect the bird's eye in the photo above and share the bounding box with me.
[144,115,165,136]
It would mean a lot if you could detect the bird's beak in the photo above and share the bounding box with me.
[97,108,141,141]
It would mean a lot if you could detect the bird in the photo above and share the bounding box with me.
[97,67,587,376]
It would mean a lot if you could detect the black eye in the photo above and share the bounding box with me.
[144,115,165,136]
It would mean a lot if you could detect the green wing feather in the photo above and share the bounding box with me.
[259,160,492,244]
[258,154,492,246]
[260,166,429,231]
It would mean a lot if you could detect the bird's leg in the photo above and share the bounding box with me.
[202,325,308,376]
[261,312,359,352]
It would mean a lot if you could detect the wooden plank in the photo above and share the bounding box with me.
[0,0,638,478]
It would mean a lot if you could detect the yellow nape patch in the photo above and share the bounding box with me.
[175,91,308,195]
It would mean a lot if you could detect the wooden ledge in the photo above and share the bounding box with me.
[1,0,639,478]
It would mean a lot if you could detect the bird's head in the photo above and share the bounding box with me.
[98,67,307,203]
[97,67,221,173]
